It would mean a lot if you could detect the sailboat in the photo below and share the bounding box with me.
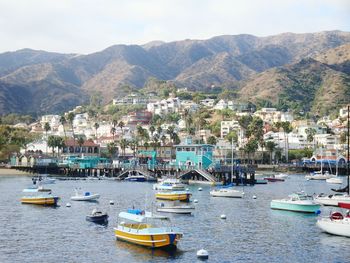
[326,151,343,184]
[305,147,334,180]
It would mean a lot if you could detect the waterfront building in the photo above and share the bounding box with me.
[137,145,174,162]
[62,139,100,156]
[174,138,214,169]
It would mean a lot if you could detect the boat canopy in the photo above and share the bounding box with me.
[119,212,146,223]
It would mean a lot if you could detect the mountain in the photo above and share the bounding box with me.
[0,30,350,114]
[237,58,350,115]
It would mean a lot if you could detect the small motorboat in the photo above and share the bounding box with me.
[124,174,147,182]
[86,209,108,224]
[317,211,350,237]
[71,189,100,201]
[32,175,56,184]
[210,187,244,198]
[255,179,268,184]
[326,177,343,184]
[271,192,321,213]
[21,194,59,206]
[114,209,183,248]
[339,202,350,209]
[264,176,285,182]
[314,193,350,206]
[155,191,191,201]
[157,203,195,214]
[23,185,51,193]
[153,179,186,191]
[274,173,289,179]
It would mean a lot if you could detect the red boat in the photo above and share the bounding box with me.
[338,202,350,209]
[264,177,285,182]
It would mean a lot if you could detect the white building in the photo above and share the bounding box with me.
[264,131,309,150]
[339,106,349,118]
[40,115,61,130]
[314,134,339,149]
[214,100,228,110]
[200,98,215,107]
[221,120,240,138]
[147,97,180,116]
[180,100,199,113]
[254,108,293,124]
[113,93,150,105]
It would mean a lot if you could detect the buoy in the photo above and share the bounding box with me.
[197,249,209,259]
[252,195,257,199]
[66,203,71,207]
[315,209,321,215]
[109,200,114,205]
[186,188,189,191]
[194,199,199,203]
[198,187,203,191]
[220,214,226,219]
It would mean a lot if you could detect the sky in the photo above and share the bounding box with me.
[0,0,349,54]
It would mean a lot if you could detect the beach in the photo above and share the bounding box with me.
[0,168,29,176]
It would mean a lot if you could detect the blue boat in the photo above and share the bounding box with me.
[125,175,147,182]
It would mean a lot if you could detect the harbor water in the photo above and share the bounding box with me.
[0,174,349,263]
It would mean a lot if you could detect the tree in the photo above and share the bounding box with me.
[340,131,347,144]
[47,135,57,157]
[281,121,292,162]
[110,127,116,141]
[77,136,85,155]
[265,141,277,164]
[160,134,167,146]
[244,139,259,164]
[59,115,67,140]
[119,138,128,156]
[225,131,238,144]
[94,122,99,138]
[107,142,117,158]
[149,125,155,136]
[67,112,75,139]
[44,122,51,154]
[305,128,317,151]
[207,136,217,145]
[118,121,125,135]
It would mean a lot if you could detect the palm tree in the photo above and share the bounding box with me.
[119,138,128,157]
[107,142,117,158]
[305,128,317,151]
[56,137,65,157]
[94,122,99,138]
[160,134,167,146]
[59,115,67,140]
[47,135,57,157]
[77,136,85,155]
[118,121,125,135]
[265,140,277,164]
[156,126,162,136]
[281,121,292,162]
[44,122,51,154]
[67,112,75,139]
[149,125,155,136]
[110,127,116,141]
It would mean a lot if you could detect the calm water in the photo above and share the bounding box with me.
[0,174,349,263]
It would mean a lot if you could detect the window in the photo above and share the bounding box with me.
[185,148,190,151]
[177,148,182,152]
[191,148,195,151]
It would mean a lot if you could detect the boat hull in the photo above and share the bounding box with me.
[339,202,350,209]
[326,178,343,184]
[114,229,182,248]
[157,206,194,214]
[71,194,100,201]
[317,218,350,237]
[270,201,320,213]
[21,196,59,206]
[86,214,108,224]
[210,190,244,198]
[155,193,191,201]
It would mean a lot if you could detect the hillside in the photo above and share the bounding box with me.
[0,30,350,114]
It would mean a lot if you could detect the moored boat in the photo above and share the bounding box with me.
[326,177,343,184]
[153,179,186,191]
[23,185,52,193]
[339,202,350,209]
[314,193,350,206]
[264,176,285,182]
[32,174,56,184]
[71,189,100,201]
[157,203,195,214]
[255,179,268,184]
[114,209,183,248]
[86,209,108,224]
[125,174,147,182]
[274,173,289,179]
[305,171,333,180]
[270,193,321,213]
[155,191,191,201]
[210,187,244,198]
[21,194,59,206]
[317,211,350,238]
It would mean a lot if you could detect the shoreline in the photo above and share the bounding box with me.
[0,168,31,176]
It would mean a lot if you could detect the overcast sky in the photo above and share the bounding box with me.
[0,0,349,54]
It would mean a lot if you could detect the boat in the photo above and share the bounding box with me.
[71,189,100,201]
[264,176,285,182]
[274,173,289,179]
[32,174,56,184]
[255,179,268,184]
[21,194,59,206]
[125,174,147,182]
[339,202,350,209]
[314,193,350,206]
[114,209,183,248]
[86,209,108,224]
[155,191,191,201]
[316,211,350,238]
[326,177,343,184]
[270,192,321,213]
[305,171,334,180]
[23,185,51,193]
[157,203,195,214]
[153,179,186,191]
[210,187,244,198]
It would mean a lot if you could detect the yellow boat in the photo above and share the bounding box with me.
[21,195,59,206]
[114,209,183,248]
[155,191,191,201]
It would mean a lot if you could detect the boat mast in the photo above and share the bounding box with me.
[347,105,349,195]
[231,137,234,184]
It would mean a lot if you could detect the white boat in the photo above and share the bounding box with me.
[305,171,334,180]
[271,193,321,213]
[317,211,350,237]
[23,185,51,193]
[210,187,244,198]
[157,203,195,214]
[274,173,289,179]
[153,178,186,191]
[124,174,147,182]
[33,174,56,184]
[314,193,350,206]
[71,189,100,201]
[326,177,343,184]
